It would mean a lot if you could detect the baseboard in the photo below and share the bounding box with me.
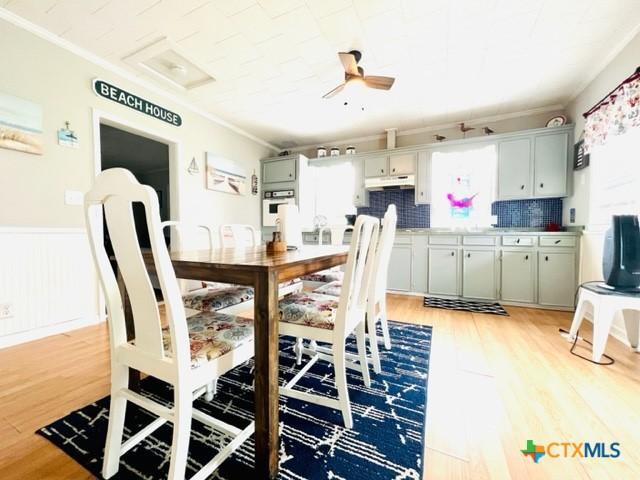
[0,315,104,350]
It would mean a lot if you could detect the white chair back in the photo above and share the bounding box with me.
[219,224,260,248]
[335,215,379,337]
[318,225,354,246]
[85,168,190,368]
[161,220,216,251]
[371,205,398,301]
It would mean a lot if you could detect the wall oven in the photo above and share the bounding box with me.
[262,189,296,226]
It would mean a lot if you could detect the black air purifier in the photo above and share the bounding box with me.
[602,215,640,291]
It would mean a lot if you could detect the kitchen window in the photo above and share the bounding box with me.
[308,159,357,225]
[430,145,497,229]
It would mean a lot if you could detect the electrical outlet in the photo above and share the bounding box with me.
[0,302,14,319]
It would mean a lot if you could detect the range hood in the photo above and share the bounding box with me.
[365,174,415,191]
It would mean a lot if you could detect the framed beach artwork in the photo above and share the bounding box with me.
[0,92,43,155]
[206,153,247,196]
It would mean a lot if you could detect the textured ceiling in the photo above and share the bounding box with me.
[4,0,640,148]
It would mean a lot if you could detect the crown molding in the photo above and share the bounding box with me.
[566,21,640,104]
[289,104,565,152]
[0,7,279,152]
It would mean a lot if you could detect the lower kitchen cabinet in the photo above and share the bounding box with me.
[501,250,535,303]
[388,245,412,291]
[428,248,459,296]
[538,252,576,307]
[462,249,497,300]
[411,237,428,293]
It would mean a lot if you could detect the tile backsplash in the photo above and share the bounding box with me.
[356,189,563,229]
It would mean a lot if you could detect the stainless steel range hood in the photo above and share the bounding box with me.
[365,174,415,191]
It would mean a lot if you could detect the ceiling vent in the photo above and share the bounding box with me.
[124,37,215,91]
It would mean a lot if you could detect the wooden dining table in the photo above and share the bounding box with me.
[125,244,349,479]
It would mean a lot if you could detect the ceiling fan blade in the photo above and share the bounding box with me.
[322,83,345,99]
[364,75,395,90]
[338,52,359,76]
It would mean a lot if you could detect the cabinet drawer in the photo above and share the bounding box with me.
[502,236,535,246]
[539,236,576,247]
[429,235,460,245]
[394,234,412,245]
[463,236,496,246]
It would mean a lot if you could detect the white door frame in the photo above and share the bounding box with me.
[91,108,182,320]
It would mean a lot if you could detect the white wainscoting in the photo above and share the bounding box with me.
[0,227,101,348]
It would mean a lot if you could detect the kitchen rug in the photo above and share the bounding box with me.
[424,296,509,316]
[37,321,431,480]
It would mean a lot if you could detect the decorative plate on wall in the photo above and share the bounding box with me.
[546,115,567,127]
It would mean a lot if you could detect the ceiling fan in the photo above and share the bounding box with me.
[322,50,395,99]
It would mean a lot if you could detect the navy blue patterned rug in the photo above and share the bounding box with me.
[37,321,431,479]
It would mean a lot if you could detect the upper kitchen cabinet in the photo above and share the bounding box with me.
[389,152,416,175]
[364,155,388,177]
[497,138,532,200]
[263,156,296,183]
[352,157,369,207]
[415,150,432,205]
[497,127,571,200]
[534,132,569,197]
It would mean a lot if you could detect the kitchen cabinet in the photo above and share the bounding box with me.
[364,155,388,177]
[388,245,412,291]
[428,247,459,296]
[389,152,416,175]
[352,157,369,207]
[263,157,296,183]
[538,252,576,307]
[415,150,432,204]
[462,249,497,300]
[501,250,535,303]
[411,236,428,293]
[534,132,569,197]
[497,138,532,200]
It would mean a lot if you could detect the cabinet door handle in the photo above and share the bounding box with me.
[520,184,525,189]
[545,255,549,261]
[525,255,529,260]
[540,182,544,188]
[554,239,561,244]
[466,253,471,258]
[516,238,520,244]
[451,252,455,257]
[420,191,424,196]
[289,173,292,177]
[381,168,384,173]
[392,168,396,173]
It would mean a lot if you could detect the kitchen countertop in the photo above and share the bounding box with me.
[303,227,583,236]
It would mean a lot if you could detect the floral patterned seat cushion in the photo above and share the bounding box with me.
[279,292,339,330]
[313,280,342,297]
[183,285,255,312]
[300,269,344,284]
[162,312,253,368]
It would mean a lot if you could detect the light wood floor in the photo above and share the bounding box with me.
[1,295,639,479]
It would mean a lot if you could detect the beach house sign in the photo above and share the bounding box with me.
[92,79,182,126]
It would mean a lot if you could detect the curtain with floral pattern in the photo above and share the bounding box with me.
[583,70,640,153]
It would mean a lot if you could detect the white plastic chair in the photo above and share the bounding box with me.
[85,168,255,479]
[278,215,380,428]
[313,205,397,374]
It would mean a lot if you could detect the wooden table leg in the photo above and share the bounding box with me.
[253,270,280,479]
[116,265,140,391]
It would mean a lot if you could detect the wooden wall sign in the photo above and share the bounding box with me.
[92,79,182,126]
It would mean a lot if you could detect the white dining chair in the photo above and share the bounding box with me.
[85,168,255,480]
[219,223,303,296]
[278,215,379,428]
[300,225,354,289]
[314,205,397,374]
[219,223,260,248]
[161,221,256,315]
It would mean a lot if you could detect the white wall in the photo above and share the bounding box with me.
[563,31,640,345]
[0,18,274,346]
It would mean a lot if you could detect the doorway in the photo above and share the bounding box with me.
[100,123,171,250]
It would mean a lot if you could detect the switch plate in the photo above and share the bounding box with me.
[0,302,14,319]
[65,190,84,205]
